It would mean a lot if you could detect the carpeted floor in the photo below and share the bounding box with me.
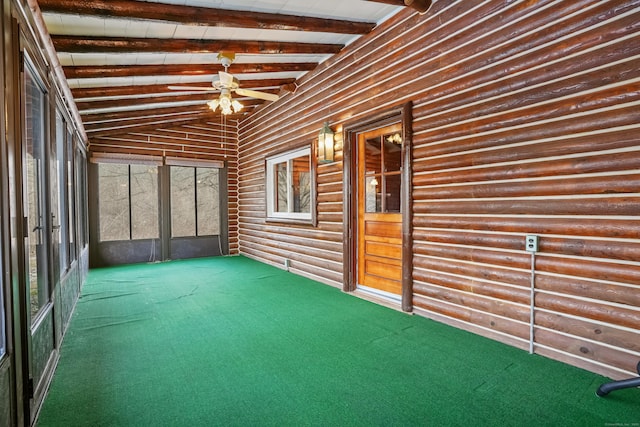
[37,256,639,426]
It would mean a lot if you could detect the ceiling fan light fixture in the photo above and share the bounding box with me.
[207,99,220,112]
[231,99,243,113]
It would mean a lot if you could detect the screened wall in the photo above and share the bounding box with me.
[89,157,228,266]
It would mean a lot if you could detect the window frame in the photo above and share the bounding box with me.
[265,146,316,225]
[97,161,160,242]
[169,165,221,238]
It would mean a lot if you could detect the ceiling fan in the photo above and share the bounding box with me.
[168,52,280,115]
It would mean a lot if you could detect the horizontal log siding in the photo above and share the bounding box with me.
[89,120,239,253]
[237,0,640,379]
[410,0,640,380]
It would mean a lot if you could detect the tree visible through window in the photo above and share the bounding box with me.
[266,147,313,221]
[170,166,220,237]
[98,163,159,241]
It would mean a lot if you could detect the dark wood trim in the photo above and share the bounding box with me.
[341,102,413,309]
[159,165,170,261]
[52,35,343,55]
[219,165,230,255]
[71,79,295,99]
[400,101,413,312]
[75,92,275,112]
[63,63,317,79]
[311,140,319,228]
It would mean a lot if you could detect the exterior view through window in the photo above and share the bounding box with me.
[98,163,159,241]
[24,61,49,319]
[364,131,402,213]
[170,166,220,237]
[266,147,311,221]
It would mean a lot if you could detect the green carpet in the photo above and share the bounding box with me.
[37,256,639,426]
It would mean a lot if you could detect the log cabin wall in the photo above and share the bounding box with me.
[88,120,240,255]
[237,0,640,380]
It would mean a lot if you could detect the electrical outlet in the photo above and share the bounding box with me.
[525,235,538,253]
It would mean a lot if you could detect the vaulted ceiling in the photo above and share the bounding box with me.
[36,0,430,139]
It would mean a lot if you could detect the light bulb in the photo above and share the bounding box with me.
[207,99,219,112]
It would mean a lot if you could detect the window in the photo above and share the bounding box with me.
[170,166,220,237]
[266,147,313,221]
[23,59,49,319]
[55,111,69,271]
[98,163,159,241]
[76,149,89,248]
[67,131,76,261]
[364,131,402,213]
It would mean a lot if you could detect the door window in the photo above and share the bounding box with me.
[23,60,49,320]
[364,131,403,213]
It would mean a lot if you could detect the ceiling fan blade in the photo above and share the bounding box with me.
[168,85,217,91]
[219,71,234,87]
[235,88,279,102]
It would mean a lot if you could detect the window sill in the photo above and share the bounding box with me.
[265,217,315,227]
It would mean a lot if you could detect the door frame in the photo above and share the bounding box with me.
[342,102,413,312]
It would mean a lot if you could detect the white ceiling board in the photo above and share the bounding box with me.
[45,14,359,45]
[59,52,330,67]
[140,0,401,22]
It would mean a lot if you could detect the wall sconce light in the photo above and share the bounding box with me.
[318,121,335,163]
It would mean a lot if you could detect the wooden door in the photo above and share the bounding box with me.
[357,123,403,296]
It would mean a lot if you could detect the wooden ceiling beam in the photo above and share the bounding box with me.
[86,112,243,137]
[76,93,273,112]
[52,36,343,55]
[81,101,262,124]
[64,62,316,79]
[82,104,212,123]
[72,78,296,99]
[38,0,375,34]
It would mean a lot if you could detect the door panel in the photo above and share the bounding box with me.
[22,56,55,421]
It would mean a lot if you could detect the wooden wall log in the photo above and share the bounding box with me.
[413,256,530,288]
[414,216,640,239]
[414,243,531,270]
[413,110,640,162]
[534,328,640,374]
[535,274,640,307]
[414,197,640,216]
[536,256,640,286]
[413,270,530,304]
[535,293,640,330]
[412,293,530,340]
[536,311,640,354]
[415,174,640,200]
[413,129,640,174]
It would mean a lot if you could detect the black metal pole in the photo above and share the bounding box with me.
[596,361,640,397]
